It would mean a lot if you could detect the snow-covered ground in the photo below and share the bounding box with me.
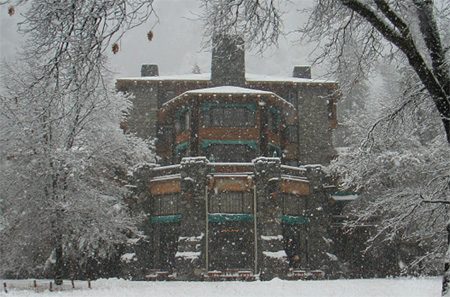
[0,277,441,297]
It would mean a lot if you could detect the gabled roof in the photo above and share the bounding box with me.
[161,86,295,111]
[184,86,274,95]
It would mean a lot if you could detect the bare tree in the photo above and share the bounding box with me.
[302,0,450,144]
[200,0,283,52]
[202,0,449,142]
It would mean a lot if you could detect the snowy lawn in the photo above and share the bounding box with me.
[0,277,441,297]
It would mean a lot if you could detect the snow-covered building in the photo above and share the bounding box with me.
[116,36,358,281]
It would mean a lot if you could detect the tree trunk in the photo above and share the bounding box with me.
[413,0,450,145]
[54,235,64,285]
[53,205,64,285]
[443,222,450,296]
[342,0,450,144]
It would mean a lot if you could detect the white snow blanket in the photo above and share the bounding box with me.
[0,277,441,297]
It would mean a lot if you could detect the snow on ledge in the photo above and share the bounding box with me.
[261,235,283,241]
[331,194,359,201]
[326,252,338,261]
[120,253,137,263]
[300,164,325,169]
[263,250,287,259]
[117,73,336,84]
[118,73,210,81]
[175,251,201,262]
[281,175,309,183]
[245,73,336,84]
[179,233,204,242]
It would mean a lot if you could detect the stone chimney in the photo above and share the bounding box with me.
[211,34,246,86]
[293,66,311,79]
[141,64,159,77]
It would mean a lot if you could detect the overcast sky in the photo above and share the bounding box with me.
[0,0,321,79]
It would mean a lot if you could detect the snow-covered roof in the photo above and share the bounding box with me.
[117,73,337,84]
[246,74,335,84]
[162,85,295,110]
[118,73,210,81]
[185,86,273,95]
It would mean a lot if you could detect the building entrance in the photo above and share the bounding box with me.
[282,224,307,268]
[158,223,179,271]
[209,222,253,270]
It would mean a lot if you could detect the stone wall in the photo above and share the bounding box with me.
[297,85,335,165]
[303,166,335,273]
[211,35,246,87]
[176,157,209,280]
[253,157,289,280]
[128,158,337,280]
[116,81,159,140]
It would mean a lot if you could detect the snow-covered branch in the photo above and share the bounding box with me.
[0,0,156,280]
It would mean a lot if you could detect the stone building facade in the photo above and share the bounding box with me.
[116,37,360,281]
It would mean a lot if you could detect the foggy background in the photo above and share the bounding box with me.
[0,0,323,80]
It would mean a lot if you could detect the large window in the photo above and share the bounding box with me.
[286,125,299,143]
[209,191,253,213]
[175,142,190,162]
[282,194,306,216]
[201,103,256,127]
[268,108,281,133]
[157,125,174,148]
[175,107,190,133]
[203,142,258,162]
[209,221,253,270]
[154,194,180,216]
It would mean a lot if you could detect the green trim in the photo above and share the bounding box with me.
[282,215,309,225]
[269,107,281,114]
[201,102,256,112]
[175,142,189,155]
[151,215,181,224]
[269,143,282,157]
[269,107,281,124]
[201,140,259,151]
[176,106,190,121]
[208,213,254,223]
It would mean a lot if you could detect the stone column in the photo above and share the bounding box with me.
[304,166,333,273]
[211,34,246,87]
[253,157,288,280]
[116,80,159,140]
[176,157,209,280]
[297,86,334,165]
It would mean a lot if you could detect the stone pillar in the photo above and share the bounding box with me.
[253,157,288,280]
[303,166,332,273]
[176,157,209,280]
[116,80,159,140]
[211,34,246,87]
[293,66,311,79]
[297,85,334,165]
[141,64,159,77]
